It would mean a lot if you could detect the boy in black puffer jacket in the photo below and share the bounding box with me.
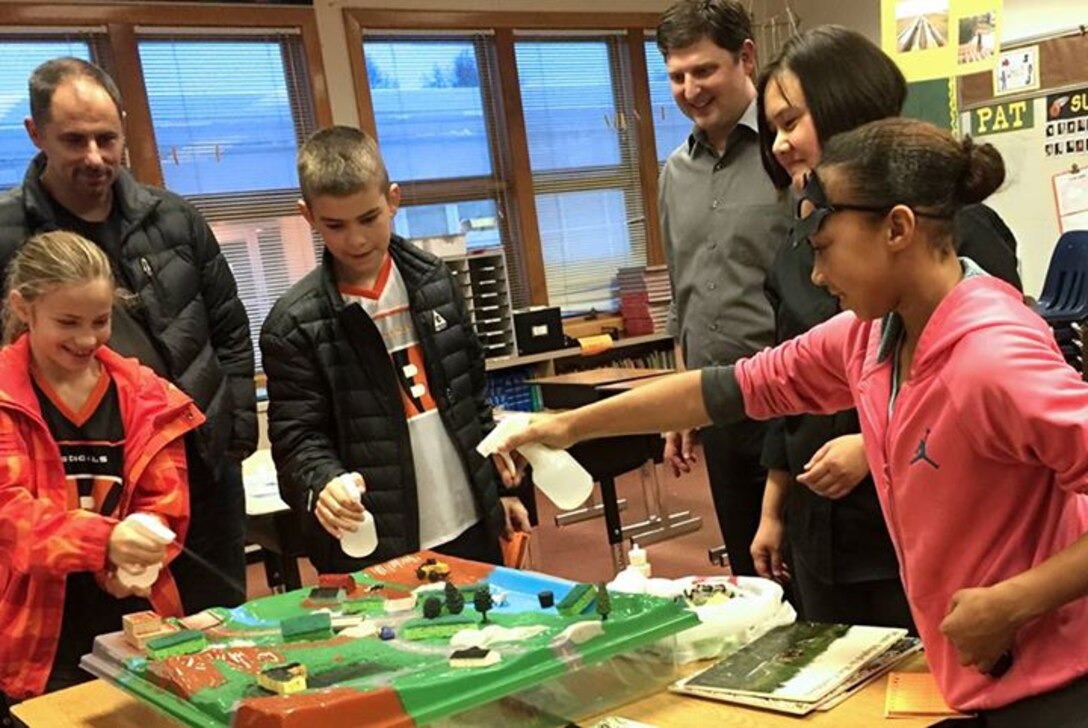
[260,126,528,574]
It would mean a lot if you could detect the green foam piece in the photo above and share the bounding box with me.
[556,583,596,616]
[281,612,333,640]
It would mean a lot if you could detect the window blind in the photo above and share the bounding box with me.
[644,39,693,164]
[515,37,648,313]
[137,32,319,371]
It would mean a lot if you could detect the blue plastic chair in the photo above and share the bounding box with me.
[1035,231,1088,324]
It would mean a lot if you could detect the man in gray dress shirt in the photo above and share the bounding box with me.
[655,0,791,576]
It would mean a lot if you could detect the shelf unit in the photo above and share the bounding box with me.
[440,247,675,412]
[443,247,516,360]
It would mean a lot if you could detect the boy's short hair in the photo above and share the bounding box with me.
[297,126,390,203]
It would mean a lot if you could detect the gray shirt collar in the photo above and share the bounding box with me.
[686,97,760,158]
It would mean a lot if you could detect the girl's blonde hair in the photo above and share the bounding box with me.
[3,231,115,344]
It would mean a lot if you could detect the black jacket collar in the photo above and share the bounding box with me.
[19,153,159,233]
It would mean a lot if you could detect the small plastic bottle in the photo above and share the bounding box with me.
[116,513,175,590]
[338,473,378,558]
[628,543,652,578]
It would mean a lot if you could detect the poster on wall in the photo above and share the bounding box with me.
[1044,87,1088,160]
[994,45,1040,96]
[1053,168,1088,233]
[881,0,1002,82]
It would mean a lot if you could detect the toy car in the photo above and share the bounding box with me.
[415,558,451,582]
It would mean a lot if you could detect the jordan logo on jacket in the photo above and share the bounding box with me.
[910,428,940,469]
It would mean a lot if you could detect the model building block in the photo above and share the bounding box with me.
[318,573,356,593]
[538,590,555,609]
[178,609,224,631]
[382,589,417,613]
[281,612,333,642]
[146,629,207,660]
[122,611,179,649]
[556,583,596,617]
[307,586,341,603]
[448,646,501,668]
[257,662,308,695]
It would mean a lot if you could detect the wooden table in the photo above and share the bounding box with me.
[13,655,942,727]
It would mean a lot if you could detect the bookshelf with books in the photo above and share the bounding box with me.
[461,260,676,412]
[483,333,674,412]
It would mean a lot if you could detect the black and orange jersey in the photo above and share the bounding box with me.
[32,370,126,516]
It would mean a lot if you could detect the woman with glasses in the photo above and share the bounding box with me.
[497,118,1088,725]
[747,26,1022,633]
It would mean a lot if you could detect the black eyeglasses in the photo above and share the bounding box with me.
[791,171,891,245]
[791,171,953,246]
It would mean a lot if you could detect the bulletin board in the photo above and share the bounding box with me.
[958,28,1088,299]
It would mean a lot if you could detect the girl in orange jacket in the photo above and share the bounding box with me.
[0,231,204,703]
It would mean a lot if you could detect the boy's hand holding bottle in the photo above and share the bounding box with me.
[317,472,378,557]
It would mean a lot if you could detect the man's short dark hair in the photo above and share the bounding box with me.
[29,57,123,127]
[656,0,753,57]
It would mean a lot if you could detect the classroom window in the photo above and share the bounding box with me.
[0,37,103,190]
[515,37,648,313]
[644,39,692,163]
[363,33,526,302]
[138,33,319,370]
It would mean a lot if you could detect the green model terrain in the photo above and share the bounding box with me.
[106,561,698,727]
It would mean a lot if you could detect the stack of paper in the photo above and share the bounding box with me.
[618,265,671,335]
[885,671,967,718]
[670,622,922,716]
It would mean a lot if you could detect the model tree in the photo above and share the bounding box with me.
[423,595,443,620]
[445,580,465,615]
[596,582,611,621]
[473,585,494,623]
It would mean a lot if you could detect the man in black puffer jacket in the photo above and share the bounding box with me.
[261,126,528,574]
[0,58,256,613]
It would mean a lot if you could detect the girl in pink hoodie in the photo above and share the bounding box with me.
[498,119,1088,725]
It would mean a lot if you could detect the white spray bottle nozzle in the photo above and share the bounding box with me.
[477,415,528,474]
[126,512,177,544]
[477,414,593,510]
[116,513,176,590]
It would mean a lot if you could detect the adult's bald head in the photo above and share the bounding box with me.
[29,57,123,128]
